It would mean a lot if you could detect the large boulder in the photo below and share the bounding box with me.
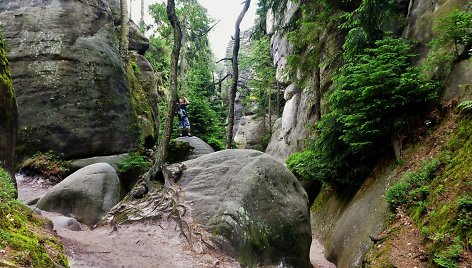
[234,115,267,150]
[0,31,18,190]
[37,163,120,226]
[175,149,312,267]
[128,20,149,55]
[175,136,215,160]
[0,0,139,160]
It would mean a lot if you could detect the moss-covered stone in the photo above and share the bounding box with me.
[0,168,69,267]
[0,31,18,192]
[127,63,155,147]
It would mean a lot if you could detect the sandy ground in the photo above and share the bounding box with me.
[17,174,336,268]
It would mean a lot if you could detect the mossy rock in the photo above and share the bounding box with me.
[0,168,69,267]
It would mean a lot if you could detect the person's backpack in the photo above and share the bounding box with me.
[177,106,187,117]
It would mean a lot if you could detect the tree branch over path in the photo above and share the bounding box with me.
[215,58,233,63]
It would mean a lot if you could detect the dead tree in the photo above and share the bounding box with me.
[226,0,251,149]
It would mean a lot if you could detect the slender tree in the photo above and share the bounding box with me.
[120,0,129,62]
[178,0,190,92]
[226,0,251,149]
[154,0,182,167]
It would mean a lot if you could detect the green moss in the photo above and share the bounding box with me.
[0,168,69,267]
[383,115,472,267]
[0,31,15,99]
[310,183,334,213]
[20,151,72,180]
[127,64,154,146]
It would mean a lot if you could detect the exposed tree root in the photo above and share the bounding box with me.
[97,180,192,243]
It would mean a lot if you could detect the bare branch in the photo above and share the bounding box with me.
[215,58,233,63]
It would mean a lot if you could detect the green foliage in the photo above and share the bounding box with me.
[287,0,343,85]
[183,92,226,150]
[385,159,439,209]
[383,115,472,267]
[145,36,171,81]
[425,8,472,79]
[19,151,72,180]
[116,153,151,175]
[0,168,69,267]
[332,36,439,155]
[0,31,14,98]
[286,150,317,180]
[130,60,141,76]
[148,1,225,148]
[287,36,440,185]
[456,195,472,233]
[434,237,463,268]
[245,36,277,118]
[341,0,396,59]
[0,168,16,201]
[434,9,472,56]
[457,100,472,113]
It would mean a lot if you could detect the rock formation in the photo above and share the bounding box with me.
[37,163,120,226]
[0,0,158,161]
[176,149,312,267]
[174,136,214,160]
[0,31,18,190]
[264,0,472,267]
[234,115,267,150]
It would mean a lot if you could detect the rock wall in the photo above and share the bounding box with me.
[266,0,471,267]
[0,0,143,160]
[316,1,469,267]
[0,31,18,187]
[264,1,342,162]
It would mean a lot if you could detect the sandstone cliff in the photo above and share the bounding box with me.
[0,0,158,161]
[264,0,471,267]
[0,31,18,189]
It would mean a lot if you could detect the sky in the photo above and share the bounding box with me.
[129,0,259,59]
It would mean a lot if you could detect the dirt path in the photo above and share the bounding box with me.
[17,174,336,268]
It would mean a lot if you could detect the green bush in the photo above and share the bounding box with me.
[385,159,439,209]
[456,195,472,232]
[457,100,472,113]
[183,92,226,150]
[287,36,440,185]
[116,153,152,175]
[425,8,472,79]
[434,237,463,268]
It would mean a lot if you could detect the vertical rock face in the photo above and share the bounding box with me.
[0,31,18,183]
[265,1,343,162]
[0,0,139,160]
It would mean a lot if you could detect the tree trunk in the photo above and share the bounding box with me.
[276,81,280,117]
[268,87,272,130]
[314,66,321,122]
[120,0,129,62]
[226,0,251,149]
[178,0,189,92]
[154,0,182,167]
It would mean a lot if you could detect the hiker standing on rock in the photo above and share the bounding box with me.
[177,97,191,137]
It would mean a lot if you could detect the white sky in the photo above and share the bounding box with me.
[129,0,259,59]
